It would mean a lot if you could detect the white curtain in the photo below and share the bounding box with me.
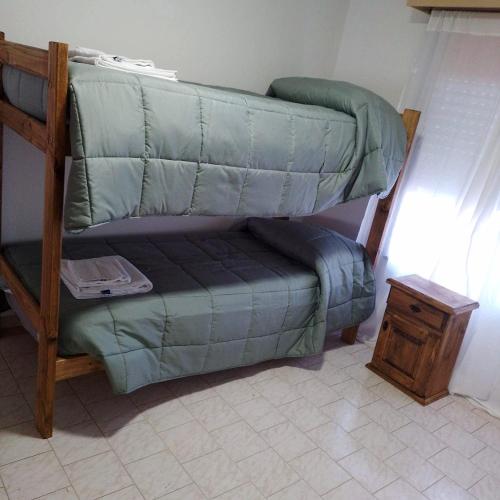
[358,10,500,416]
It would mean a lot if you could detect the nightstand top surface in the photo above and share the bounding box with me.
[387,274,479,314]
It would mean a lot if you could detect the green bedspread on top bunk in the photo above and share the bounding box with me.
[4,219,375,394]
[1,64,407,231]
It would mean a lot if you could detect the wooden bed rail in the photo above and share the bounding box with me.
[0,37,49,78]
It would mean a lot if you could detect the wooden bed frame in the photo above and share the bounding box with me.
[0,34,420,438]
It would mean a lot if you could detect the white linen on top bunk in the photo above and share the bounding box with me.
[61,255,153,299]
[68,47,178,81]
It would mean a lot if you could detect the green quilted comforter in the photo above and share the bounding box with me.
[63,64,406,231]
[4,219,375,393]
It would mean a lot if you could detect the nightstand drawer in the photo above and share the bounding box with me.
[388,288,447,331]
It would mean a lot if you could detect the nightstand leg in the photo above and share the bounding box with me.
[341,325,359,344]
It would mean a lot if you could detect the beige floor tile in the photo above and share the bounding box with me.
[400,402,449,432]
[214,378,259,406]
[100,485,144,499]
[294,377,341,407]
[0,421,50,466]
[234,361,276,386]
[160,420,218,463]
[351,422,405,460]
[238,448,299,497]
[289,448,350,495]
[429,448,485,490]
[424,477,475,500]
[0,488,7,500]
[37,486,79,499]
[253,377,301,406]
[393,422,446,459]
[323,349,358,369]
[370,381,413,409]
[339,448,398,493]
[434,422,486,458]
[234,396,287,432]
[141,398,193,432]
[6,352,37,379]
[0,355,7,373]
[306,421,361,461]
[428,395,455,410]
[343,363,382,388]
[49,420,110,465]
[157,482,206,500]
[53,395,92,430]
[385,448,443,491]
[322,399,372,432]
[126,450,191,500]
[279,397,330,432]
[0,451,69,500]
[68,373,115,404]
[0,370,18,397]
[211,420,267,462]
[313,362,351,387]
[468,474,500,500]
[106,420,165,464]
[168,376,216,406]
[471,446,500,481]
[86,396,140,431]
[352,348,374,364]
[375,478,426,500]
[0,394,32,429]
[128,381,173,407]
[322,479,374,500]
[0,329,36,358]
[216,482,265,500]
[361,399,410,432]
[473,421,500,453]
[261,421,316,461]
[438,401,488,433]
[184,449,247,498]
[334,380,379,408]
[187,396,240,432]
[268,480,321,500]
[65,450,132,500]
[273,363,315,386]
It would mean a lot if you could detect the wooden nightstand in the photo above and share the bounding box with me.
[367,275,479,405]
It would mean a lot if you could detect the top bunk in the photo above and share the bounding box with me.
[0,34,410,233]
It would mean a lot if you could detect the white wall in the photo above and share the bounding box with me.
[305,0,429,238]
[0,0,349,242]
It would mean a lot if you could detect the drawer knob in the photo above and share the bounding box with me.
[382,320,389,331]
[410,304,421,313]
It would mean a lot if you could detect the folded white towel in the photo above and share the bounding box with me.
[61,256,153,299]
[69,46,178,82]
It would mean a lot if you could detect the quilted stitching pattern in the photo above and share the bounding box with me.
[4,224,374,394]
[63,64,406,231]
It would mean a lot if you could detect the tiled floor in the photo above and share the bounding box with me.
[1,326,500,500]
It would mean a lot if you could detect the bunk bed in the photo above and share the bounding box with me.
[0,34,420,437]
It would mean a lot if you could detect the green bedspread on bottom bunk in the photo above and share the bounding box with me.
[4,219,375,393]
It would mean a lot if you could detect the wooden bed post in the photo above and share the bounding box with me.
[0,32,4,243]
[36,41,68,438]
[341,109,421,345]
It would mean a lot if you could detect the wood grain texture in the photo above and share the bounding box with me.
[408,0,500,11]
[0,38,49,78]
[55,355,104,381]
[36,41,68,439]
[0,32,3,242]
[369,276,478,405]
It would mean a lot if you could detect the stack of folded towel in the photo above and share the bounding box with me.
[61,255,153,299]
[68,47,178,81]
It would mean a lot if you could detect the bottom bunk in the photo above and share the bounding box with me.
[3,218,375,395]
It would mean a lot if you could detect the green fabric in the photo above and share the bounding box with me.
[267,78,408,201]
[64,64,406,230]
[1,64,406,228]
[4,219,374,394]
